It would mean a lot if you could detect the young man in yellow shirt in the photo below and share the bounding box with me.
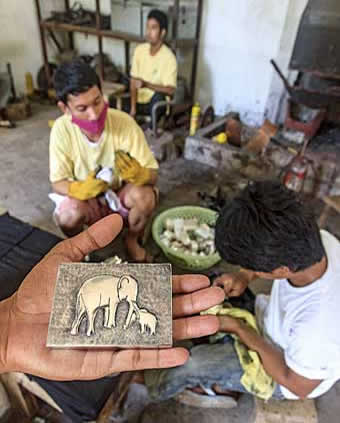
[50,59,159,262]
[130,9,177,127]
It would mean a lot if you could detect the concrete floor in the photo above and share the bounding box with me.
[1,104,340,422]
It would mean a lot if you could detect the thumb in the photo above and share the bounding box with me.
[64,214,123,261]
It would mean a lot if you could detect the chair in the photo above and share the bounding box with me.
[111,77,191,138]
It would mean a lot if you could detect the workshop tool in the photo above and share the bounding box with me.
[6,63,17,102]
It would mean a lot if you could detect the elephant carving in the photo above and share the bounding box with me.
[70,274,139,336]
[131,306,158,335]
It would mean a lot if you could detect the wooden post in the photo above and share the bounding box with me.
[125,41,130,74]
[34,0,51,88]
[64,0,74,49]
[95,0,104,81]
[190,0,203,100]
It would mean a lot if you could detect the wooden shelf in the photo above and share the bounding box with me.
[41,20,197,47]
[35,0,203,97]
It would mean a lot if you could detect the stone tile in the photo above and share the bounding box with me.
[253,398,317,423]
[47,263,172,348]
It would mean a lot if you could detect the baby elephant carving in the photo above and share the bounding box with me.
[131,307,158,335]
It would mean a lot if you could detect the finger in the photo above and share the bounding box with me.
[212,275,232,285]
[229,288,242,298]
[53,214,123,262]
[111,348,189,372]
[51,348,190,380]
[217,316,239,333]
[116,161,130,175]
[173,315,219,340]
[173,286,225,318]
[116,152,131,167]
[213,279,233,293]
[172,274,211,294]
[115,156,128,171]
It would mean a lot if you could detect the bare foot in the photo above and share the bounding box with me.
[125,233,153,262]
[189,385,240,400]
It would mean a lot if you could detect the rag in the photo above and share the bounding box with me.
[68,170,108,201]
[115,151,151,186]
[202,304,276,400]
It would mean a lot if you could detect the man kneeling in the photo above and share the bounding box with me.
[49,59,159,262]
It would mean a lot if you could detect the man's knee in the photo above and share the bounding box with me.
[126,186,156,215]
[55,206,85,234]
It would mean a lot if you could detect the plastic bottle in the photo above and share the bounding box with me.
[189,102,201,136]
[283,155,308,192]
[25,72,34,96]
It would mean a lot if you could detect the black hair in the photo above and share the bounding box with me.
[215,180,325,273]
[147,9,168,33]
[54,59,101,104]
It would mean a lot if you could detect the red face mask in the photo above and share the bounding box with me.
[72,102,108,136]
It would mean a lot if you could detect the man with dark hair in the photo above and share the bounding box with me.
[129,9,177,127]
[144,181,340,403]
[50,59,159,262]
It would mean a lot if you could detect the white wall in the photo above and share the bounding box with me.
[196,0,294,125]
[0,0,306,125]
[0,1,64,94]
[265,0,308,123]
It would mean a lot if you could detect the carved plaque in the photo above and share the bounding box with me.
[47,263,172,348]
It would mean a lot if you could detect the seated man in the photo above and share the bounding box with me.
[50,59,159,262]
[145,181,340,402]
[129,9,177,128]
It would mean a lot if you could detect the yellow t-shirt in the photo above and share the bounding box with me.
[131,43,177,104]
[49,108,159,187]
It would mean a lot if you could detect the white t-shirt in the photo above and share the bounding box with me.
[255,230,340,399]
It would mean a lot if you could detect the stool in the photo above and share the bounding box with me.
[318,196,340,228]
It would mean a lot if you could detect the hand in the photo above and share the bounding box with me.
[213,271,252,297]
[68,170,108,201]
[87,198,110,223]
[134,79,145,90]
[0,215,224,380]
[115,151,151,186]
[217,315,242,335]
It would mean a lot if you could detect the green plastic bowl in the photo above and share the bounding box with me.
[152,206,221,271]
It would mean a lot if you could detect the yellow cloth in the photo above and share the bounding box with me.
[49,108,159,187]
[68,170,108,201]
[131,43,177,104]
[115,151,152,186]
[203,305,276,401]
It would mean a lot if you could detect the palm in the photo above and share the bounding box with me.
[3,215,224,380]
